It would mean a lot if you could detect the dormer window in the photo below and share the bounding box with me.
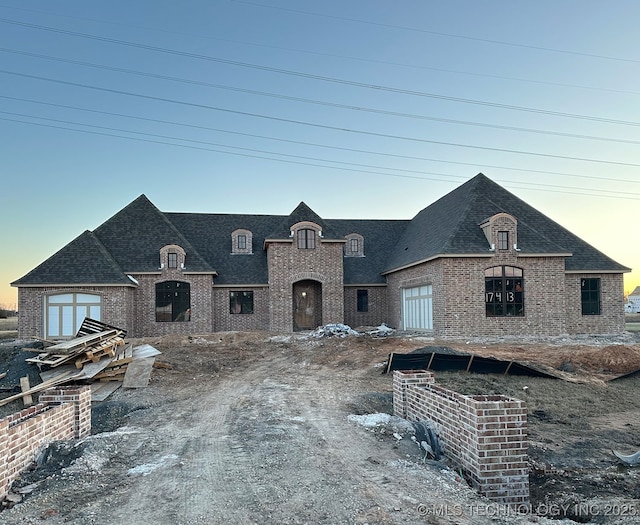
[160,244,186,271]
[297,228,316,249]
[480,213,518,252]
[497,231,509,251]
[344,233,365,257]
[232,229,253,254]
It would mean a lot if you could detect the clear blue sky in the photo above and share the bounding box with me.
[1,0,639,309]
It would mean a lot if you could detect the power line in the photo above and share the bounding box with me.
[3,47,640,146]
[2,4,638,96]
[1,17,639,127]
[3,69,640,168]
[3,114,638,201]
[3,94,639,187]
[232,0,640,65]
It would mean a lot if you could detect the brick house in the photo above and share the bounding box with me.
[12,173,630,339]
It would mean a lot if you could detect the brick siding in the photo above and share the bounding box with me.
[393,370,529,505]
[212,286,270,332]
[0,385,91,501]
[267,240,345,332]
[343,285,387,328]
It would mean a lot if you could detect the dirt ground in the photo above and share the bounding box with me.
[1,321,640,524]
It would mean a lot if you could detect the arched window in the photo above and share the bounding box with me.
[485,266,524,317]
[297,228,316,249]
[155,281,191,322]
[46,293,102,338]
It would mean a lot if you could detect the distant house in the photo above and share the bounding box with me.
[625,286,640,313]
[11,173,631,339]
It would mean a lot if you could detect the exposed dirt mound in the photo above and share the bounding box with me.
[0,331,639,524]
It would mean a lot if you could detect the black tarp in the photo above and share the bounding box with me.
[385,348,559,379]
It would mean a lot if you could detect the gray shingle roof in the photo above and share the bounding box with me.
[11,230,133,286]
[92,195,214,273]
[12,174,629,288]
[383,173,630,274]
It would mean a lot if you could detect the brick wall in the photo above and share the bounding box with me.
[386,254,609,337]
[267,240,345,332]
[393,370,528,505]
[16,286,134,339]
[131,273,213,337]
[0,385,91,501]
[212,286,270,332]
[565,273,626,334]
[343,285,388,328]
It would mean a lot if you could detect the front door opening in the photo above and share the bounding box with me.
[293,280,322,331]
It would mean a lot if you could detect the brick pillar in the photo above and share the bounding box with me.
[0,416,9,499]
[39,385,92,438]
[392,370,435,419]
[463,395,529,506]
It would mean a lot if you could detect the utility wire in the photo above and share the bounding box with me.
[2,69,640,168]
[3,47,640,146]
[233,0,640,65]
[1,17,639,127]
[2,5,638,96]
[3,94,639,187]
[3,114,637,201]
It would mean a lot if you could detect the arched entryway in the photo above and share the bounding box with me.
[292,280,322,331]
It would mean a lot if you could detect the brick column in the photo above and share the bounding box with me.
[0,416,9,499]
[39,385,92,438]
[392,370,435,419]
[462,395,529,505]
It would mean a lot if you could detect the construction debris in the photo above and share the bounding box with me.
[310,324,360,338]
[0,318,161,406]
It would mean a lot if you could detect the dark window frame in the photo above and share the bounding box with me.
[485,266,524,317]
[357,289,369,312]
[350,238,359,254]
[155,281,190,322]
[581,278,601,315]
[297,228,316,249]
[230,291,254,314]
[237,234,247,250]
[497,231,509,251]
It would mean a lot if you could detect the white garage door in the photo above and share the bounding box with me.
[46,293,102,338]
[402,285,433,331]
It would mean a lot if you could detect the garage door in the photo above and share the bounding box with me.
[402,285,433,331]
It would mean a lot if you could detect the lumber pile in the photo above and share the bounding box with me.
[25,318,127,370]
[0,319,161,407]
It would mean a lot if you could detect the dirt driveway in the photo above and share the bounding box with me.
[1,330,640,524]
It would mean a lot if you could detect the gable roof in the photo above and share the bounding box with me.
[12,174,630,289]
[11,230,133,286]
[384,173,630,274]
[93,195,214,273]
[264,201,342,241]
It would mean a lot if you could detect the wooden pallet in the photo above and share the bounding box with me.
[76,317,128,338]
[44,330,121,356]
[74,339,123,368]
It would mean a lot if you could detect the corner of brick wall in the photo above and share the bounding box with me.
[39,385,92,438]
[0,384,92,502]
[393,371,529,505]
